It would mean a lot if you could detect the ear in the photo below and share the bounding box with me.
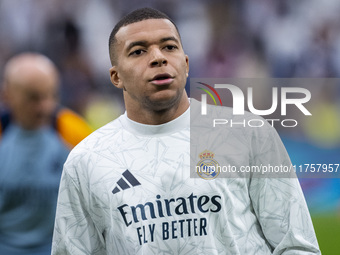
[109,66,123,89]
[1,82,10,104]
[185,55,189,77]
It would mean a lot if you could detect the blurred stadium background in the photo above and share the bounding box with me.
[0,0,339,253]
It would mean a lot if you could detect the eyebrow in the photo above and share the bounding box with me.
[126,36,180,53]
[160,36,180,44]
[126,40,148,53]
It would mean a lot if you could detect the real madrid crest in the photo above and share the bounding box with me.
[196,150,220,180]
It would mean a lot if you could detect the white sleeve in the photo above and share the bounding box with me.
[249,126,321,254]
[51,165,106,255]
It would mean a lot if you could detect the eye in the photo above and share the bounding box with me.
[164,45,178,51]
[129,49,145,56]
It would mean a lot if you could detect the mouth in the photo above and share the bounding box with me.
[150,73,174,85]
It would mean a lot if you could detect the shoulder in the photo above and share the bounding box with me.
[190,98,277,142]
[189,98,287,160]
[64,115,125,169]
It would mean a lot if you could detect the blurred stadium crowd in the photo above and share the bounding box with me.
[1,0,340,125]
[0,0,340,252]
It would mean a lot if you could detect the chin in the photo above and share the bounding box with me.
[147,95,181,112]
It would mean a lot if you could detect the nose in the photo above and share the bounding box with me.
[36,95,57,114]
[149,48,168,67]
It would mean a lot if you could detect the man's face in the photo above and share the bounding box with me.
[110,19,189,113]
[6,70,58,130]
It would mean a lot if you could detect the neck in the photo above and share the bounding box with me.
[125,93,189,125]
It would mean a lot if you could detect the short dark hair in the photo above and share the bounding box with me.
[108,7,180,65]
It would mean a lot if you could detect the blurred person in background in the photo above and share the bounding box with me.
[0,53,93,255]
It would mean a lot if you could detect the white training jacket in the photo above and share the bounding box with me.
[52,99,320,255]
